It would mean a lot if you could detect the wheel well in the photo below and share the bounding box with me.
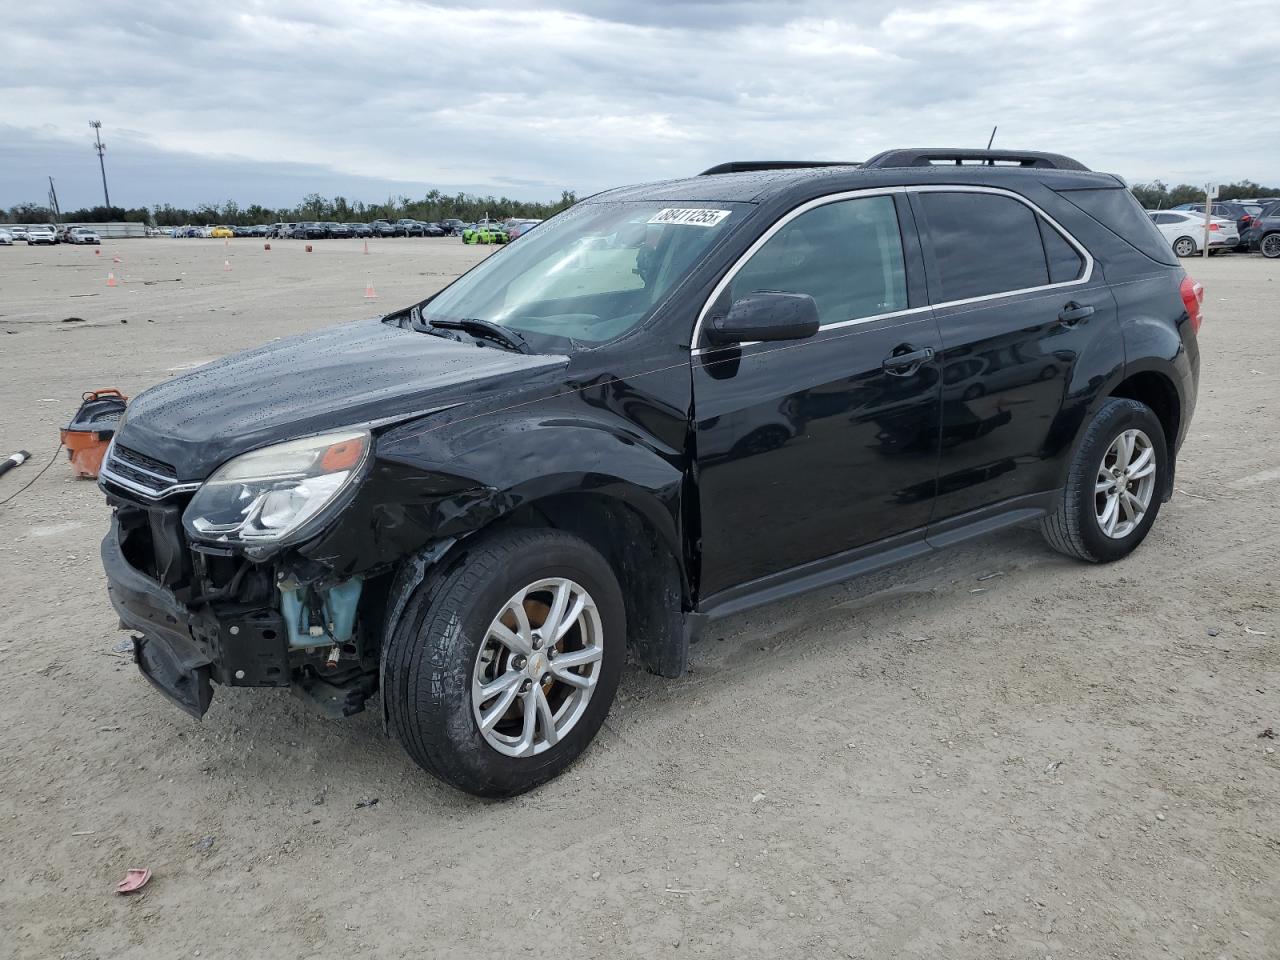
[489,493,689,678]
[1109,371,1179,452]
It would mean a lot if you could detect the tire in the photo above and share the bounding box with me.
[1040,397,1168,563]
[384,528,626,797]
[1261,233,1280,259]
[1173,236,1197,257]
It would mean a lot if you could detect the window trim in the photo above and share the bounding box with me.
[691,184,1094,353]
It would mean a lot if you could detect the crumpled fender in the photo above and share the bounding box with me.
[299,408,688,584]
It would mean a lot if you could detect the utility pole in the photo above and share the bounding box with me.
[90,121,111,209]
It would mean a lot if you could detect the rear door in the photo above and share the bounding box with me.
[909,187,1118,524]
[692,192,942,597]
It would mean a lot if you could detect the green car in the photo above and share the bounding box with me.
[462,222,509,245]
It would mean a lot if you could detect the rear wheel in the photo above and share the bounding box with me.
[1261,233,1280,259]
[384,528,625,797]
[1173,236,1197,257]
[1040,398,1168,563]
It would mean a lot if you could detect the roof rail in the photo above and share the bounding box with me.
[699,160,860,176]
[862,148,1090,172]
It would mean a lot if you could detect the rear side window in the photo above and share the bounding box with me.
[1038,218,1086,283]
[917,192,1050,301]
[730,195,907,326]
[1055,187,1179,266]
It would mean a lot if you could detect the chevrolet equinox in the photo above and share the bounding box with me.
[99,148,1203,797]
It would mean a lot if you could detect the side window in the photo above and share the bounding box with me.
[1038,218,1086,283]
[729,195,907,327]
[918,192,1049,301]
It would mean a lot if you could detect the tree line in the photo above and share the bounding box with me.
[1,188,578,226]
[5,178,1277,227]
[1128,179,1279,209]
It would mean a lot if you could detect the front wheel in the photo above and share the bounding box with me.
[1261,233,1280,259]
[384,528,626,797]
[1173,236,1197,257]
[1040,397,1168,563]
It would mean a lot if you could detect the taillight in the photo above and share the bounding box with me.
[1180,275,1204,335]
[1242,215,1253,226]
[1208,222,1220,231]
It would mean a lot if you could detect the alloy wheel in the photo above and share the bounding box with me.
[1173,237,1195,257]
[1095,428,1157,539]
[1262,234,1280,259]
[471,577,604,758]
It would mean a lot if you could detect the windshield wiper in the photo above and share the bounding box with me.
[427,317,532,354]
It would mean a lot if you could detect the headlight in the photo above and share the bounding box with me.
[182,429,369,544]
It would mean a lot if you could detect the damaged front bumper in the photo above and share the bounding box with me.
[102,516,375,719]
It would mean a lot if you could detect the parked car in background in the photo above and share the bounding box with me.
[396,218,426,237]
[97,147,1202,797]
[0,228,13,245]
[1173,201,1260,249]
[421,222,446,237]
[67,227,102,245]
[1247,204,1280,258]
[210,225,233,238]
[25,224,58,244]
[1147,210,1238,256]
[323,222,352,239]
[370,220,398,237]
[441,218,465,236]
[346,222,373,238]
[55,225,76,243]
[8,226,30,241]
[290,222,327,240]
[505,219,543,241]
[462,222,508,245]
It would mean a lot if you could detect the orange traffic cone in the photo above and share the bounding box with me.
[112,255,121,264]
[94,248,101,256]
[364,281,378,301]
[106,272,118,288]
[223,259,232,272]
[363,241,369,255]
[305,244,313,253]
[263,242,271,251]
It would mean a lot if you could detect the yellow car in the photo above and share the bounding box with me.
[210,225,234,238]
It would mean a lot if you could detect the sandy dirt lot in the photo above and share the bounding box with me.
[0,238,1276,959]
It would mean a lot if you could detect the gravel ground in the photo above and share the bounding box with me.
[0,238,1276,960]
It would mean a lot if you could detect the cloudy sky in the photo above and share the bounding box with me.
[2,0,1277,211]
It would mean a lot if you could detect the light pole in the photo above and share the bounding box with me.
[90,121,111,208]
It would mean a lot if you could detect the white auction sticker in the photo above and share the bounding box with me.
[648,208,731,227]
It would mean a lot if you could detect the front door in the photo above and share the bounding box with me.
[693,193,942,598]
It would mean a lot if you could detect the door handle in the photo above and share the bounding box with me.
[882,345,935,376]
[1058,302,1095,326]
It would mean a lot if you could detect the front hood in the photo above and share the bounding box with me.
[117,318,566,480]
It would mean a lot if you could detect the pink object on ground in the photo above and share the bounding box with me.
[116,868,152,894]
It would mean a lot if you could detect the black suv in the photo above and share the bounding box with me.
[290,221,327,240]
[98,148,1202,797]
[1247,202,1280,257]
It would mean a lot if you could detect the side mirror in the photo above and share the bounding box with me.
[705,291,820,346]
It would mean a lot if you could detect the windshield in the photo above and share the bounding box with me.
[424,200,746,345]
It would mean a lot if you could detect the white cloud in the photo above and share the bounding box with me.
[1,0,1277,209]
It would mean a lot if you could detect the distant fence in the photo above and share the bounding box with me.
[4,221,151,238]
